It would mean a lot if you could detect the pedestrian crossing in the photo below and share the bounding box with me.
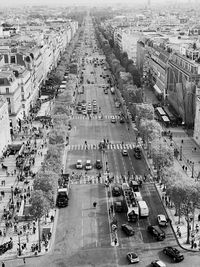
[71,115,121,120]
[70,174,124,185]
[66,143,135,151]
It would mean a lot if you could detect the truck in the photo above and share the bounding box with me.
[122,183,139,222]
[57,174,70,208]
[138,200,149,217]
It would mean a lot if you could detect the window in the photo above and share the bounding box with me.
[10,55,16,63]
[6,88,9,94]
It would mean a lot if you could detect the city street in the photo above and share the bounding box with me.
[5,14,200,267]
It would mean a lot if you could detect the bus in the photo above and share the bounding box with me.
[155,107,166,117]
[138,200,149,217]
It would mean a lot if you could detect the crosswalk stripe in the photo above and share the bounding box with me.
[67,143,135,151]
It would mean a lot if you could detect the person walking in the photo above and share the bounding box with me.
[23,257,26,264]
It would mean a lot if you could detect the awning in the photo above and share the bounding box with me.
[153,84,162,94]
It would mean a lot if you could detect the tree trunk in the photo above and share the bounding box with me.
[38,218,41,252]
[186,220,190,244]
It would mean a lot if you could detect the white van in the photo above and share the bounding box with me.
[138,200,149,217]
[85,160,92,170]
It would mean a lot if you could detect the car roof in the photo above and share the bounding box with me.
[155,260,166,267]
[158,214,166,220]
[86,160,91,163]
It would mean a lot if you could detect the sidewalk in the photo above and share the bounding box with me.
[142,85,200,251]
[0,115,55,261]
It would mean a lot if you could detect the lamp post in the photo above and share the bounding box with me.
[18,232,21,256]
[11,186,14,204]
[191,162,194,178]
[180,145,182,161]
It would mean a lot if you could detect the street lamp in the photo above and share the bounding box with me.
[11,186,14,204]
[18,232,21,256]
[191,162,195,178]
[180,145,182,161]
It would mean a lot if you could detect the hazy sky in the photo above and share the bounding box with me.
[0,0,198,7]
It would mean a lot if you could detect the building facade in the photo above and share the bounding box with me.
[0,96,11,157]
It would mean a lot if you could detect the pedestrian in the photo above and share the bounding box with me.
[196,223,199,233]
[2,261,5,267]
[181,139,184,144]
[182,165,185,170]
[194,147,197,151]
[23,257,26,264]
[114,238,117,246]
[185,166,187,172]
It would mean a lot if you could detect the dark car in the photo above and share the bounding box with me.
[163,247,184,262]
[120,117,125,123]
[112,186,121,197]
[121,224,135,236]
[134,147,142,159]
[147,225,165,241]
[96,160,102,169]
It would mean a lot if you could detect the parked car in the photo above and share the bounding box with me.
[121,224,135,236]
[126,252,139,264]
[147,225,165,241]
[151,260,166,267]
[163,247,184,262]
[95,159,102,169]
[157,214,168,227]
[76,160,83,169]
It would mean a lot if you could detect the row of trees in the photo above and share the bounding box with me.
[28,29,81,251]
[135,103,200,244]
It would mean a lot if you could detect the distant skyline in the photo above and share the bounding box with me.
[0,0,199,7]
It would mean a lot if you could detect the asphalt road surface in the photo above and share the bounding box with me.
[6,15,200,267]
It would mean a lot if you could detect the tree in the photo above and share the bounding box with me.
[167,180,200,244]
[151,139,174,179]
[33,171,58,207]
[139,119,162,144]
[29,190,51,251]
[49,129,66,145]
[135,104,154,127]
[43,145,63,173]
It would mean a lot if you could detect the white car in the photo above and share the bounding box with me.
[111,116,116,123]
[157,214,168,227]
[76,160,83,169]
[151,260,166,267]
[122,149,128,156]
[85,160,92,170]
[127,252,140,264]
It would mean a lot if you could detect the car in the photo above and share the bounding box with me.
[76,160,83,169]
[111,116,116,123]
[120,117,125,123]
[121,224,135,236]
[112,186,121,196]
[82,110,87,115]
[151,260,166,267]
[104,89,108,94]
[133,192,143,202]
[122,149,128,156]
[96,159,102,169]
[157,214,168,227]
[134,147,142,159]
[85,160,92,170]
[147,225,165,241]
[93,108,98,114]
[126,252,139,264]
[163,247,184,262]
